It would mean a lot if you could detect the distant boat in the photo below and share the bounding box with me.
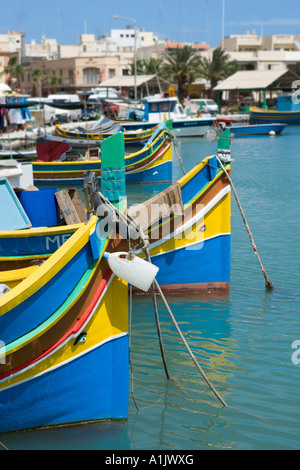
[0,148,37,160]
[115,95,216,138]
[55,118,157,147]
[250,95,300,124]
[227,123,286,136]
[250,107,300,124]
[33,123,173,186]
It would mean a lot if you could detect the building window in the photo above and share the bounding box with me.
[268,64,272,70]
[122,69,129,75]
[109,68,116,79]
[68,70,74,84]
[83,67,101,84]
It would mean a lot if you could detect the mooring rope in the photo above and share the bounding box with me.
[215,155,274,290]
[95,190,272,421]
[152,276,228,407]
[141,246,170,380]
[97,192,228,407]
[0,440,8,450]
[168,129,186,175]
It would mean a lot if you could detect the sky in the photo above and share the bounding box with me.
[1,0,300,48]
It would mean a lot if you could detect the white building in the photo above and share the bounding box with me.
[108,27,158,50]
[220,32,300,71]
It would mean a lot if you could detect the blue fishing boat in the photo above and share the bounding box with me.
[228,123,286,136]
[250,95,300,124]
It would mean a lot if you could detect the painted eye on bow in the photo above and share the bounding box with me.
[74,332,87,345]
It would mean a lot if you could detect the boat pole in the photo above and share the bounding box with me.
[216,154,273,290]
[217,128,273,290]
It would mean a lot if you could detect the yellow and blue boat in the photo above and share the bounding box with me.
[128,161,231,292]
[0,213,131,433]
[32,122,173,186]
[250,106,300,124]
[0,130,232,294]
[0,133,130,433]
[250,95,300,124]
[54,119,157,147]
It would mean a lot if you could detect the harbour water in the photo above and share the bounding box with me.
[1,126,300,450]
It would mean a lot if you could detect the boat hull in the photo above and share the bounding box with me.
[250,107,300,124]
[229,123,286,136]
[0,280,128,433]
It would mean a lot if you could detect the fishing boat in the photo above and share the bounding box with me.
[32,122,173,186]
[0,132,161,433]
[227,123,286,136]
[0,214,131,433]
[0,129,232,294]
[128,129,232,293]
[250,95,300,124]
[117,95,216,138]
[250,107,300,124]
[54,118,157,148]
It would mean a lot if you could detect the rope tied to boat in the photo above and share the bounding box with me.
[96,190,228,408]
[215,155,274,290]
[167,128,186,175]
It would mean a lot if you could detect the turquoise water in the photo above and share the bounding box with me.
[1,126,300,450]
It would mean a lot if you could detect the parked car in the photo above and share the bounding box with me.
[87,95,119,117]
[106,102,119,117]
[81,108,97,121]
[28,98,56,126]
[47,94,82,122]
[188,99,219,115]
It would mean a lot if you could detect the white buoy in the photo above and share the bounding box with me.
[269,131,276,136]
[103,251,159,292]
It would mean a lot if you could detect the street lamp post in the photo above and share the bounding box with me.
[113,14,137,100]
[221,0,225,49]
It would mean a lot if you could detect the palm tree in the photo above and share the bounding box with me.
[50,75,62,93]
[161,46,200,101]
[2,56,25,90]
[128,59,147,76]
[15,64,25,90]
[197,47,238,96]
[142,57,163,75]
[32,69,45,97]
